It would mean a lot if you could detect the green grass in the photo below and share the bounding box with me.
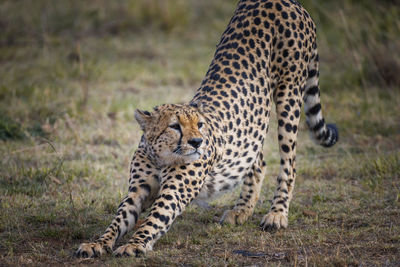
[1,0,399,266]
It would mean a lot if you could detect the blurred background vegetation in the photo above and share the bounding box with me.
[0,0,399,140]
[0,0,399,265]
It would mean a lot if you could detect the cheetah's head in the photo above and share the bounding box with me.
[135,103,207,167]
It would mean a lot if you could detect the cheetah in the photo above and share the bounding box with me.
[75,0,338,257]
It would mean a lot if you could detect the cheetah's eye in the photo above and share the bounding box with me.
[169,123,181,131]
[198,122,204,129]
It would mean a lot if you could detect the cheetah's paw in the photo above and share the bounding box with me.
[260,211,288,232]
[75,242,111,258]
[113,243,146,257]
[220,208,252,225]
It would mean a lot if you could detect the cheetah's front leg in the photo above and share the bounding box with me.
[75,149,160,258]
[113,164,206,257]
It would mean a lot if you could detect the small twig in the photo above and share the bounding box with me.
[49,175,61,185]
[64,166,78,220]
[344,243,355,261]
[36,138,65,185]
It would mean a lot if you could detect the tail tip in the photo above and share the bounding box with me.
[322,123,339,147]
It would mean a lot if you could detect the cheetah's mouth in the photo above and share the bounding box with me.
[183,149,201,156]
[171,145,203,163]
[184,151,201,161]
[186,151,200,156]
[182,149,202,161]
[173,146,202,156]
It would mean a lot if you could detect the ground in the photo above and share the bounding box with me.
[0,0,399,266]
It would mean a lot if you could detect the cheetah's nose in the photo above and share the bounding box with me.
[188,138,203,149]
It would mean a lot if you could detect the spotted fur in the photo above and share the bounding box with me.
[75,0,338,258]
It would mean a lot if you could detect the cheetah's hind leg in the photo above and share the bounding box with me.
[220,152,266,225]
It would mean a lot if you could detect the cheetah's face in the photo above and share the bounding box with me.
[135,104,206,167]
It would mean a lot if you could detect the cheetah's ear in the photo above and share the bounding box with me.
[134,109,152,131]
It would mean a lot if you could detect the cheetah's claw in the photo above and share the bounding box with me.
[113,243,146,257]
[75,242,112,258]
[260,212,288,232]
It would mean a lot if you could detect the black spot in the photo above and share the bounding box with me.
[224,67,232,74]
[258,29,264,38]
[307,86,319,95]
[281,144,290,153]
[278,24,284,34]
[223,101,230,109]
[126,198,134,205]
[308,69,317,78]
[165,195,173,200]
[268,13,275,20]
[249,39,255,49]
[241,59,248,69]
[231,89,238,98]
[233,104,239,114]
[285,123,292,132]
[307,103,321,115]
[129,186,137,192]
[140,184,151,193]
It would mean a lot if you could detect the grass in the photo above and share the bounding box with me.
[0,0,399,266]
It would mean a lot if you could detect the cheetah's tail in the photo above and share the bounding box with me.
[303,48,338,148]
